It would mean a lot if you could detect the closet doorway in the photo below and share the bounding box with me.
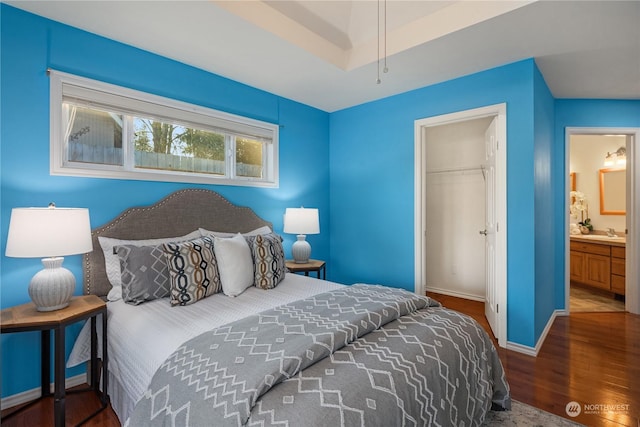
[414,104,507,347]
[423,118,492,301]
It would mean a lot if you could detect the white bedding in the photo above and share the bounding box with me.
[68,274,343,423]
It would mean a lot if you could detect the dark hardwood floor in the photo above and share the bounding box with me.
[430,292,640,427]
[2,293,639,426]
[0,386,119,427]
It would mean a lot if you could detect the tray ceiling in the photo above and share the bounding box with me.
[6,0,640,112]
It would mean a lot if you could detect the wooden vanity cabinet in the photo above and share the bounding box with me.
[570,240,625,295]
[611,246,626,295]
[570,241,611,290]
[569,250,586,283]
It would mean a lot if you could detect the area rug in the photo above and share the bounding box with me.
[482,400,584,426]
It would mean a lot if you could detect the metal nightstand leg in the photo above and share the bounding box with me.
[74,311,109,426]
[54,326,65,427]
[42,330,51,397]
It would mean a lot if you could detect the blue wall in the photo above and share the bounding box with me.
[327,69,640,351]
[329,59,546,347]
[532,65,557,340]
[0,5,330,398]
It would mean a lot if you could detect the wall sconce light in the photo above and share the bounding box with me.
[604,147,626,167]
[5,204,92,311]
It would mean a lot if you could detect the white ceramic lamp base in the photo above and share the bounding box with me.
[291,235,312,264]
[29,257,75,312]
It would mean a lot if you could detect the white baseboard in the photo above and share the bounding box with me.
[1,373,87,409]
[427,287,562,358]
[426,286,484,302]
[506,340,537,356]
[506,309,561,357]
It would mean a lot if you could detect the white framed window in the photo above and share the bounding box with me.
[49,70,278,187]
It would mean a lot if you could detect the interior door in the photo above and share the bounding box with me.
[484,117,499,337]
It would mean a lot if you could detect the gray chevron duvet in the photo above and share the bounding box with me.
[126,284,510,426]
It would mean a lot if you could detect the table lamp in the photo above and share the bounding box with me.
[283,207,319,264]
[5,204,92,311]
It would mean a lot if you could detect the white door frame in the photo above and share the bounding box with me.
[565,127,640,315]
[414,103,508,347]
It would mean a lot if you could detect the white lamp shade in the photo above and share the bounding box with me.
[283,208,319,235]
[6,207,93,258]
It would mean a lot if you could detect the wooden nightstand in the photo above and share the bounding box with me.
[286,259,326,280]
[0,295,108,427]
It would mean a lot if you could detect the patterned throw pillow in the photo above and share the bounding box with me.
[98,230,201,302]
[245,233,286,290]
[162,236,221,306]
[115,244,171,305]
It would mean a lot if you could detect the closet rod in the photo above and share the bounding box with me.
[425,166,483,175]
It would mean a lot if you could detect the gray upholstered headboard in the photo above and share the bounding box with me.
[83,188,272,297]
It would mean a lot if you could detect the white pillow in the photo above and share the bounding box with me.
[99,230,201,301]
[199,225,272,239]
[213,233,254,297]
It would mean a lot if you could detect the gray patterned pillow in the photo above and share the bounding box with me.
[99,230,201,302]
[115,244,171,305]
[162,236,221,306]
[245,233,286,289]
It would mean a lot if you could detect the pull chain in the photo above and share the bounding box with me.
[376,0,388,84]
[376,0,381,84]
[383,0,388,74]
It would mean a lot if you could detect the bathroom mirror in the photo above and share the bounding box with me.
[569,172,576,203]
[570,172,576,191]
[599,168,625,215]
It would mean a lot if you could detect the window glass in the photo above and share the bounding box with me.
[236,137,263,178]
[64,103,123,166]
[133,118,226,175]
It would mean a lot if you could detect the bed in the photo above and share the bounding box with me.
[69,188,510,426]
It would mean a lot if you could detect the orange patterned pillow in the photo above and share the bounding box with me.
[162,236,221,306]
[245,233,286,290]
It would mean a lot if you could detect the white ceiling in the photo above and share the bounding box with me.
[6,0,640,112]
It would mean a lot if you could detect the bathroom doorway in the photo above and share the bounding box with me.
[566,129,639,314]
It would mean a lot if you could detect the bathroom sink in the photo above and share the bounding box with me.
[572,234,626,243]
